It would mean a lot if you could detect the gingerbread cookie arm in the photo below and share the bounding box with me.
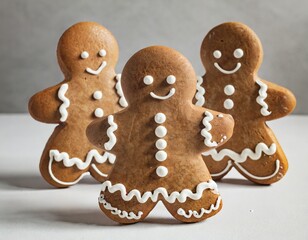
[87,115,119,154]
[195,106,234,153]
[255,79,296,121]
[28,83,65,123]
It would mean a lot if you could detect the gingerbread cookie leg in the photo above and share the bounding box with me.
[232,135,288,185]
[40,124,115,187]
[99,189,156,224]
[202,153,233,180]
[164,190,222,223]
[89,152,116,182]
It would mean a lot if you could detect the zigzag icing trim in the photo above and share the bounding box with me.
[203,143,276,163]
[195,76,205,106]
[210,159,281,180]
[115,74,128,108]
[256,79,271,116]
[104,115,118,151]
[49,149,115,170]
[101,180,218,204]
[201,111,218,147]
[177,196,222,219]
[48,150,115,185]
[58,83,70,122]
[99,194,143,220]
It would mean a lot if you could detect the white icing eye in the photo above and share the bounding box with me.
[233,48,244,58]
[166,75,176,85]
[143,75,154,85]
[99,49,107,57]
[213,50,222,59]
[80,51,89,59]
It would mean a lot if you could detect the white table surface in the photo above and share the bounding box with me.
[0,114,307,240]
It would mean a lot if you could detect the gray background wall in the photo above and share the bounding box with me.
[0,0,307,113]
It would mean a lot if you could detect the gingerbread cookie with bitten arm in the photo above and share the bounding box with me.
[86,46,234,224]
[28,22,128,188]
[195,22,296,185]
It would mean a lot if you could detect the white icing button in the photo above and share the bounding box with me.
[155,126,167,138]
[156,166,168,177]
[223,99,234,110]
[217,114,224,118]
[143,75,154,85]
[155,139,167,150]
[166,75,176,85]
[155,150,167,162]
[93,91,103,100]
[154,113,166,124]
[99,49,106,57]
[234,48,244,58]
[213,50,222,59]
[81,51,89,59]
[224,85,235,96]
[94,108,104,118]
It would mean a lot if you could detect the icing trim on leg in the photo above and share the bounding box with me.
[48,150,114,185]
[91,163,108,177]
[99,194,143,220]
[234,159,281,180]
[177,196,222,219]
[201,111,218,147]
[211,160,233,178]
[101,180,219,204]
[195,76,205,106]
[48,156,90,186]
[49,149,114,170]
[203,143,277,163]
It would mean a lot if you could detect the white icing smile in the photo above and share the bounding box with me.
[86,61,107,75]
[214,62,241,74]
[150,88,176,100]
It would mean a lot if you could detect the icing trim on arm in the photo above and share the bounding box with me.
[177,196,221,219]
[99,194,143,220]
[104,115,118,151]
[201,111,218,147]
[203,143,277,163]
[195,76,205,106]
[115,74,128,107]
[58,83,70,122]
[256,79,271,116]
[101,180,219,204]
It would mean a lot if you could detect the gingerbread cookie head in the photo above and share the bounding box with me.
[201,22,263,77]
[57,22,119,78]
[121,46,196,105]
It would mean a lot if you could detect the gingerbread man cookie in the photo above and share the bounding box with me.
[28,22,127,187]
[195,22,296,184]
[87,46,234,223]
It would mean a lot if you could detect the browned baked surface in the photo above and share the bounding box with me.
[28,22,123,187]
[196,22,296,184]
